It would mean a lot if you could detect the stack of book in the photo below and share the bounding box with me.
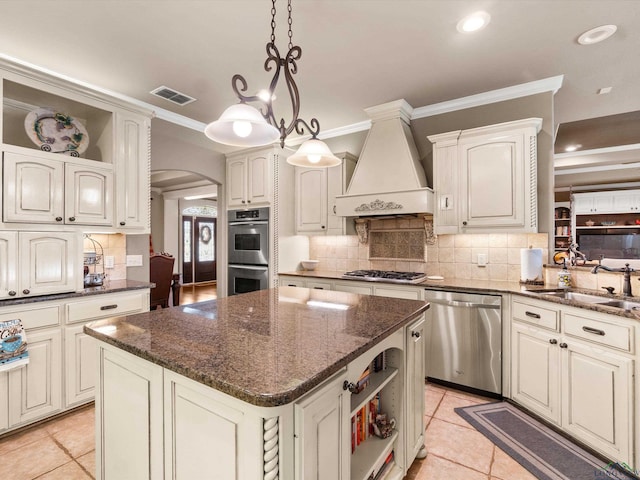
[351,392,381,453]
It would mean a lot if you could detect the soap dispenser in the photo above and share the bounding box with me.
[558,259,571,288]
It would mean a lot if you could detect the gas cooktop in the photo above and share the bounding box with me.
[342,270,427,284]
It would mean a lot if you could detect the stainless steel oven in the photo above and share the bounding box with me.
[228,264,269,296]
[228,207,269,266]
[228,207,270,296]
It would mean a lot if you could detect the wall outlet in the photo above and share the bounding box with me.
[477,253,488,267]
[104,255,115,269]
[126,254,143,267]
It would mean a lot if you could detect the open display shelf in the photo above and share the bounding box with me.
[351,430,397,480]
[350,367,398,414]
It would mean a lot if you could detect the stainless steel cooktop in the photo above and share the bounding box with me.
[342,270,427,284]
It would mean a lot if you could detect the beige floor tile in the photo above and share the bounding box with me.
[424,387,445,417]
[45,406,94,436]
[490,447,539,480]
[417,454,488,480]
[425,418,495,474]
[0,436,72,479]
[50,423,95,458]
[0,425,49,455]
[36,460,91,479]
[433,393,487,429]
[444,388,497,404]
[77,450,96,479]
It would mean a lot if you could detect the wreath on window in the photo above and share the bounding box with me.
[200,225,212,244]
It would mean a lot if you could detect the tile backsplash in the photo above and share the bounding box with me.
[308,221,548,282]
[83,234,127,281]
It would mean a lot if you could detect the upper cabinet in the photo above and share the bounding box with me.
[429,118,542,234]
[0,59,152,232]
[573,190,640,215]
[226,149,273,208]
[294,152,357,235]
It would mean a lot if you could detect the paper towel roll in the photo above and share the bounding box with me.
[520,248,543,282]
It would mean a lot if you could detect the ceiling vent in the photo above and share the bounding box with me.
[150,86,196,106]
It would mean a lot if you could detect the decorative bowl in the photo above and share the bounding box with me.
[2,335,23,353]
[301,260,319,271]
[600,221,616,226]
[585,220,595,227]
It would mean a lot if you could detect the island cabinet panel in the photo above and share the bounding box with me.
[405,316,426,466]
[97,346,164,480]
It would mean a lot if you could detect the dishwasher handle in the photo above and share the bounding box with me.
[427,298,500,309]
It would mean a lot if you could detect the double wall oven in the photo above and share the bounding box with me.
[228,207,270,296]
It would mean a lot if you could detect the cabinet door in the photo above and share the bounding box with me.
[0,372,7,431]
[64,163,114,225]
[295,373,350,480]
[227,158,248,207]
[612,191,640,213]
[405,316,426,465]
[115,113,150,230]
[3,152,64,224]
[97,344,164,480]
[459,133,526,230]
[562,341,633,462]
[247,154,271,205]
[8,327,62,426]
[64,325,96,407]
[511,322,561,424]
[19,232,79,297]
[296,168,327,233]
[0,232,18,299]
[574,193,615,214]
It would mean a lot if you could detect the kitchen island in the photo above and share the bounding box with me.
[85,286,429,480]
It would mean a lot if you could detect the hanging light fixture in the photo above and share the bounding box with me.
[204,0,341,168]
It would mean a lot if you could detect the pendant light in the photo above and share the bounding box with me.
[204,0,341,168]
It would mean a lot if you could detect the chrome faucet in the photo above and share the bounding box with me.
[591,263,635,296]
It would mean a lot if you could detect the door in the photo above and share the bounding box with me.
[64,164,114,225]
[182,216,216,284]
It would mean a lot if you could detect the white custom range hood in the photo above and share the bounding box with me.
[335,99,433,217]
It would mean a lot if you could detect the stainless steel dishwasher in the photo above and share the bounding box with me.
[424,289,502,395]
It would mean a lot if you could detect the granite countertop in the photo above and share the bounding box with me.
[280,270,640,321]
[0,279,153,307]
[84,286,429,407]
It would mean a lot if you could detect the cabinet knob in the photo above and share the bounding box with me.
[462,221,467,226]
[22,289,30,295]
[120,221,126,226]
[321,225,325,229]
[342,381,358,393]
[549,338,558,345]
[411,331,421,338]
[8,290,16,296]
[242,200,246,204]
[247,200,251,203]
[55,216,63,222]
[68,216,76,222]
[559,342,568,349]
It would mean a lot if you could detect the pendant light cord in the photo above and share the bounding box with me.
[270,0,294,51]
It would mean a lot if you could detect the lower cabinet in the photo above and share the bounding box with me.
[511,297,636,466]
[64,325,97,408]
[405,317,426,466]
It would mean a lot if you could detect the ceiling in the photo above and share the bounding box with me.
[1,0,639,191]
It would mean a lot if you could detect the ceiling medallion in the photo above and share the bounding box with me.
[204,0,341,168]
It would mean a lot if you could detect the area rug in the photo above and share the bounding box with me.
[455,402,639,480]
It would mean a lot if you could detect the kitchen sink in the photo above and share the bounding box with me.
[526,289,640,311]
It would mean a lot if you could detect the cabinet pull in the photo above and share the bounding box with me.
[287,284,298,287]
[247,200,251,203]
[321,225,325,229]
[333,205,336,214]
[559,342,568,348]
[549,338,558,345]
[55,216,63,222]
[68,216,76,222]
[525,311,541,319]
[100,304,118,310]
[462,221,467,226]
[8,290,16,296]
[313,287,324,289]
[22,289,30,295]
[342,381,358,393]
[411,331,421,338]
[582,326,605,336]
[242,200,246,204]
[120,221,126,226]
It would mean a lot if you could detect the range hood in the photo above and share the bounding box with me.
[335,99,434,217]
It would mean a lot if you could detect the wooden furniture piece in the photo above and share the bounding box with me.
[149,254,175,309]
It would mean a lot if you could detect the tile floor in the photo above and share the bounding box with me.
[0,383,537,480]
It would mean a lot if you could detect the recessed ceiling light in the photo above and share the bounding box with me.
[598,87,613,94]
[577,24,617,45]
[565,144,582,152]
[457,11,491,34]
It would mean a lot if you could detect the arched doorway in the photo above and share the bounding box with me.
[181,205,217,284]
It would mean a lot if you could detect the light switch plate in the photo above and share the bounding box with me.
[126,254,143,267]
[477,253,488,266]
[105,255,115,269]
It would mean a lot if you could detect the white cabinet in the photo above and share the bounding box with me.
[429,118,542,234]
[295,152,357,235]
[3,150,113,226]
[114,112,150,230]
[573,192,615,214]
[226,149,273,207]
[510,297,635,465]
[611,191,640,212]
[405,317,426,466]
[0,231,80,300]
[295,371,350,480]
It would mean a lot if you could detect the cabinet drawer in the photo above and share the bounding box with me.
[0,305,60,330]
[564,313,632,352]
[66,292,146,324]
[512,300,559,331]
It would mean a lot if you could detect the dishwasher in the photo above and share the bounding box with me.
[424,288,502,395]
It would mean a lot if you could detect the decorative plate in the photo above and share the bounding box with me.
[24,107,89,157]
